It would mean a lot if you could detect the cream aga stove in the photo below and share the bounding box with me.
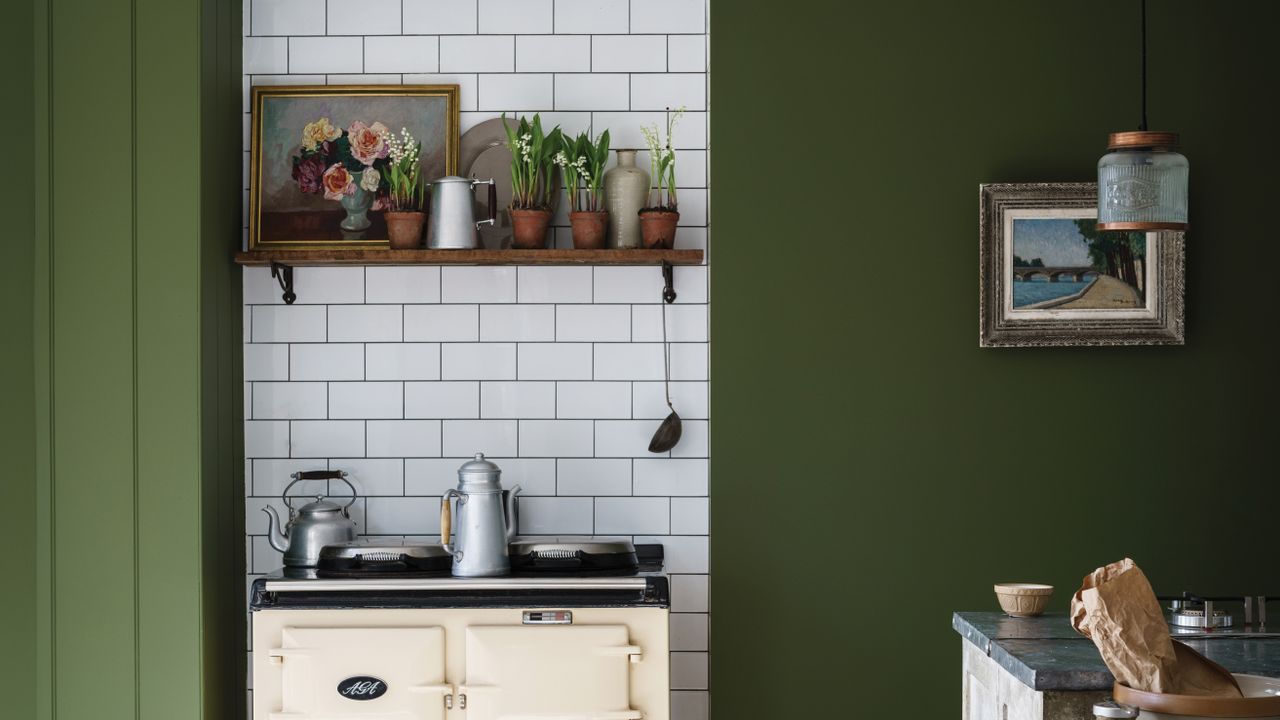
[250,542,669,720]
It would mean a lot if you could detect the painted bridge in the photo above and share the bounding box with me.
[1012,266,1099,282]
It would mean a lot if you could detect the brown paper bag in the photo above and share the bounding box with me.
[1070,558,1241,697]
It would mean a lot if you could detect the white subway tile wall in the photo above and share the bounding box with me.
[244,1,709,715]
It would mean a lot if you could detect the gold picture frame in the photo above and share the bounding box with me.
[248,84,460,250]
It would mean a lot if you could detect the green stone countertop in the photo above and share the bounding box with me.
[953,611,1280,692]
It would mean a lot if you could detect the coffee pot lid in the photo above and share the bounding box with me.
[433,175,469,184]
[458,453,502,489]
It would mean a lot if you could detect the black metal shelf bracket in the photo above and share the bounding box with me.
[660,260,677,304]
[271,262,296,305]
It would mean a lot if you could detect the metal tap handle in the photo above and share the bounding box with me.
[1093,700,1139,718]
[282,470,357,512]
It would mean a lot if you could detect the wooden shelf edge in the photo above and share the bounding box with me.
[234,248,704,267]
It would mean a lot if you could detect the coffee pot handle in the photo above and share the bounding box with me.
[472,178,496,228]
[440,489,462,557]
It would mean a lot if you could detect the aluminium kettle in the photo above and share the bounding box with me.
[262,470,359,567]
[440,454,521,577]
[427,176,496,249]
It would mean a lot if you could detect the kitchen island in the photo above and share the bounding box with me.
[954,611,1280,720]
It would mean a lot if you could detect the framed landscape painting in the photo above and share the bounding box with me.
[979,183,1184,347]
[248,85,459,250]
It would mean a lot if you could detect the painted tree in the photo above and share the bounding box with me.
[1073,219,1145,298]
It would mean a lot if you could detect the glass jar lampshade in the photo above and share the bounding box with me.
[1097,131,1188,231]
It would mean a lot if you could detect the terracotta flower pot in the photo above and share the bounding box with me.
[638,209,680,249]
[569,211,609,250]
[510,208,553,249]
[385,211,426,249]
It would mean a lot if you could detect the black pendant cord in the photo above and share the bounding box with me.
[1139,0,1148,131]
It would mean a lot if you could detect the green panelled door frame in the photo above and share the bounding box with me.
[29,0,243,718]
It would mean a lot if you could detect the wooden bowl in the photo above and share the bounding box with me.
[994,583,1054,617]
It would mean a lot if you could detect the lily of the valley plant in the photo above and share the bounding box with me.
[502,113,563,210]
[640,106,686,210]
[555,129,611,213]
[382,127,426,212]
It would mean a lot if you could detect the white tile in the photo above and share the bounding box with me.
[243,344,288,381]
[441,266,517,303]
[325,73,403,85]
[404,305,479,342]
[592,35,666,72]
[634,458,707,495]
[405,381,480,418]
[669,613,708,651]
[289,36,364,74]
[630,0,704,33]
[554,73,628,111]
[494,458,556,495]
[403,73,478,111]
[556,458,630,495]
[366,496,437,534]
[290,343,364,380]
[330,458,404,496]
[631,73,705,111]
[669,343,707,380]
[555,305,630,341]
[403,0,477,34]
[244,266,365,304]
[244,382,253,419]
[365,36,440,73]
[329,381,403,419]
[593,343,663,380]
[326,0,401,34]
[405,458,464,495]
[290,420,365,457]
[244,420,290,458]
[366,420,443,457]
[536,111,592,137]
[517,343,592,380]
[252,306,326,342]
[442,419,518,456]
[556,381,630,419]
[517,266,592,303]
[518,497,593,534]
[673,225,706,252]
[440,36,514,72]
[672,266,708,303]
[670,418,706,458]
[244,37,288,73]
[594,419,657,456]
[671,187,707,225]
[478,73,554,111]
[441,343,517,380]
[669,574,707,612]
[245,496,291,535]
[479,0,552,32]
[637,535,707,573]
[635,148,706,188]
[480,305,554,342]
[251,535,281,574]
[252,458,330,496]
[254,0,325,34]
[671,692,709,720]
[252,382,327,419]
[592,266,659,303]
[591,110,705,149]
[480,381,555,418]
[243,306,251,342]
[670,497,708,535]
[366,343,441,381]
[329,305,402,342]
[667,35,705,72]
[633,381,707,419]
[596,497,668,534]
[631,304,707,342]
[671,652,708,690]
[554,0,627,33]
[516,35,589,72]
[365,267,440,304]
[519,419,594,457]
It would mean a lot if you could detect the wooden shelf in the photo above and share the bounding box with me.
[234,248,703,267]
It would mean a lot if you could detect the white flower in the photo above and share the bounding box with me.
[360,167,380,192]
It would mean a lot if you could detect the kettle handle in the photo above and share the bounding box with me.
[472,178,496,228]
[282,470,357,513]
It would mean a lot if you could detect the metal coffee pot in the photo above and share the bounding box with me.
[263,470,359,567]
[427,176,496,249]
[440,454,521,577]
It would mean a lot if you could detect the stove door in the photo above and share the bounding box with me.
[460,625,643,720]
[270,626,450,720]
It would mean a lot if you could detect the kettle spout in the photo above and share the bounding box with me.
[262,506,290,554]
[504,485,522,542]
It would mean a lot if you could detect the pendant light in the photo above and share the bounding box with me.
[1096,0,1188,232]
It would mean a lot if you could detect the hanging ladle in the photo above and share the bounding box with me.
[649,262,682,453]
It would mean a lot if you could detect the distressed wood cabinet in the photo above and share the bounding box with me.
[962,640,1108,720]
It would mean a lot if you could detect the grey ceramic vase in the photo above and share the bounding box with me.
[603,149,649,249]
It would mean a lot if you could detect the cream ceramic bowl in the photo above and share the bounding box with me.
[994,583,1054,617]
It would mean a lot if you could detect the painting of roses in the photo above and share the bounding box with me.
[249,85,458,249]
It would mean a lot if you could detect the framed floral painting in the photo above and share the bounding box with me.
[248,85,459,249]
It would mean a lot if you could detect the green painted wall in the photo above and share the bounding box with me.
[710,1,1280,717]
[27,0,243,717]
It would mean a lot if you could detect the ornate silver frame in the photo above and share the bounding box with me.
[979,182,1185,347]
